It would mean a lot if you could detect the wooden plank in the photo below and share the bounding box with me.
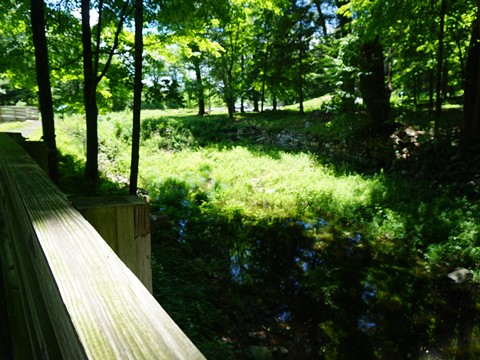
[0,208,35,359]
[72,196,153,292]
[115,205,136,272]
[0,157,63,359]
[0,133,205,359]
[134,204,152,293]
[81,206,119,253]
[0,146,68,359]
[136,233,152,293]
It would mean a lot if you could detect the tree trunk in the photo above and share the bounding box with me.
[240,54,245,113]
[464,1,480,137]
[313,0,328,36]
[435,0,446,119]
[30,0,58,183]
[224,68,235,118]
[129,0,143,195]
[261,47,268,113]
[298,46,304,115]
[413,76,418,110]
[252,90,259,112]
[81,0,128,187]
[193,56,205,116]
[227,95,235,118]
[429,70,435,111]
[358,36,391,130]
[81,0,98,187]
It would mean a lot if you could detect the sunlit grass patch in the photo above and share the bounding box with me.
[139,145,382,223]
[56,110,480,271]
[283,95,332,112]
[0,121,25,132]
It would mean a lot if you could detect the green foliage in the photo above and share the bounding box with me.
[55,108,480,358]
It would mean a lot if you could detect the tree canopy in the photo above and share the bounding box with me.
[1,0,477,125]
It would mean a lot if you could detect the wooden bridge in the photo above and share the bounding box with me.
[0,133,205,359]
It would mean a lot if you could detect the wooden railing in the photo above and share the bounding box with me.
[0,106,39,122]
[0,133,205,359]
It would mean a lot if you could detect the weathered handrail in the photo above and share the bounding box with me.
[0,106,39,122]
[0,133,205,359]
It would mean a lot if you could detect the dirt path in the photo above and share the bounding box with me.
[15,119,43,139]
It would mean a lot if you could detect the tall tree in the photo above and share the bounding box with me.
[129,0,143,195]
[358,35,391,129]
[435,0,447,119]
[189,50,206,115]
[30,0,58,182]
[153,0,226,115]
[338,1,392,128]
[290,1,315,115]
[464,0,480,137]
[81,0,131,187]
[81,0,98,185]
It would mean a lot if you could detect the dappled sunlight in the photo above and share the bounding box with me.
[138,144,383,221]
[54,109,480,358]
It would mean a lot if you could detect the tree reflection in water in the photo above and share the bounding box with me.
[153,212,480,359]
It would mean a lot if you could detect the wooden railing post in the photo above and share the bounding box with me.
[71,196,153,293]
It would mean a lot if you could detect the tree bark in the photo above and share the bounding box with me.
[252,90,259,112]
[313,0,328,36]
[464,0,480,137]
[260,47,268,113]
[358,36,391,130]
[226,93,235,118]
[30,0,58,183]
[81,0,130,187]
[224,68,235,118]
[298,45,304,115]
[129,0,143,195]
[435,0,447,119]
[193,55,205,116]
[81,0,98,187]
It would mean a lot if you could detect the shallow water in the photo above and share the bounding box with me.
[155,212,480,359]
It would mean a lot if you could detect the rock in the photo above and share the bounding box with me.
[447,268,471,284]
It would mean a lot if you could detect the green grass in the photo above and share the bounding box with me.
[140,146,382,221]
[55,109,381,222]
[53,107,480,359]
[282,95,332,112]
[0,121,24,132]
[54,108,474,237]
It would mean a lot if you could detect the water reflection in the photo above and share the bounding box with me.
[162,212,479,359]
